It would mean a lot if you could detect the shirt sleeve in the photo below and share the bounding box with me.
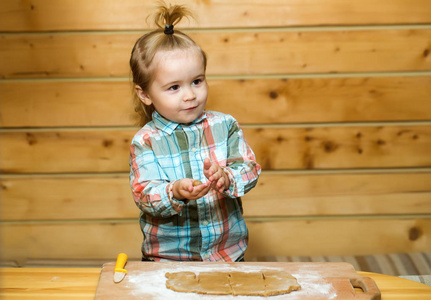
[221,117,261,198]
[129,132,185,218]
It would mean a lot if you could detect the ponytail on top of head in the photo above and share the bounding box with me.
[130,1,207,127]
[151,1,192,29]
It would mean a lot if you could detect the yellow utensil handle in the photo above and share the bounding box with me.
[114,253,128,273]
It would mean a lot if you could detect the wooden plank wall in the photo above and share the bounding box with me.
[1,0,431,266]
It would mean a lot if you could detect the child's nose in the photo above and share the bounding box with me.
[183,87,196,101]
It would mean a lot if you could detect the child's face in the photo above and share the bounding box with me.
[139,47,208,124]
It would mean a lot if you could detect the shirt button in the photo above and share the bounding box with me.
[192,147,197,152]
[202,220,209,226]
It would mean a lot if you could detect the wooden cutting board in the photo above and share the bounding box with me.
[95,261,380,299]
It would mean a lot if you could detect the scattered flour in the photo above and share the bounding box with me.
[50,276,60,282]
[124,264,337,299]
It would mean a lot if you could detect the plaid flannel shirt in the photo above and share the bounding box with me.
[129,110,261,262]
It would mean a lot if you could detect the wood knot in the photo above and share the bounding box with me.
[26,133,37,145]
[269,91,278,99]
[377,139,386,146]
[409,227,422,241]
[103,140,113,147]
[323,141,338,153]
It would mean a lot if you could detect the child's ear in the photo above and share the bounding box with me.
[135,85,152,105]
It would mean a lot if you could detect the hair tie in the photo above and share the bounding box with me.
[164,24,174,35]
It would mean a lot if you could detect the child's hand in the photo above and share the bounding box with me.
[203,158,230,193]
[172,178,211,201]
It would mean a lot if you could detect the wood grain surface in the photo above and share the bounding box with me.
[2,76,431,127]
[1,0,430,266]
[1,125,430,173]
[95,262,380,299]
[2,267,430,300]
[1,29,430,78]
[1,172,430,221]
[1,0,431,31]
[1,218,429,262]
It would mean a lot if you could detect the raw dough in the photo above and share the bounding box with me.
[230,271,265,296]
[192,180,202,186]
[165,270,301,296]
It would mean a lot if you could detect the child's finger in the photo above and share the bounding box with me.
[216,177,227,192]
[185,179,194,192]
[203,158,212,171]
[209,180,218,190]
[203,159,214,180]
[190,184,211,199]
[192,181,207,191]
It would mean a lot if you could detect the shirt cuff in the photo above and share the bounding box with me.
[166,180,185,214]
[221,166,237,198]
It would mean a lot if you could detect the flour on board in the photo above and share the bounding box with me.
[125,264,337,299]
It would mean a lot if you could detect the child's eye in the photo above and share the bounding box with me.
[169,85,180,91]
[192,79,202,85]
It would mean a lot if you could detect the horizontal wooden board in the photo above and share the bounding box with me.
[1,29,431,78]
[0,268,100,299]
[245,172,431,217]
[1,0,431,31]
[247,125,431,170]
[209,76,431,124]
[245,218,431,257]
[0,175,136,221]
[1,172,430,221]
[0,81,139,128]
[0,129,133,174]
[2,76,431,127]
[0,222,143,263]
[1,125,430,173]
[0,218,430,263]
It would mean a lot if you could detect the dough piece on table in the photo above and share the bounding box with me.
[263,270,301,296]
[165,270,301,296]
[229,271,265,296]
[165,271,196,279]
[198,272,232,295]
[165,272,199,293]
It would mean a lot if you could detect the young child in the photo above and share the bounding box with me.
[129,2,261,262]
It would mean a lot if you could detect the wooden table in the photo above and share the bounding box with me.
[1,267,431,299]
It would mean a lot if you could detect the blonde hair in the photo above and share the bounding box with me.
[130,2,207,127]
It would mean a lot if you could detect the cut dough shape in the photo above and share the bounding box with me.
[263,270,301,296]
[230,271,265,296]
[165,270,301,296]
[198,272,231,295]
[165,271,199,294]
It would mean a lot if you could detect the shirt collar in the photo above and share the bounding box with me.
[152,111,207,135]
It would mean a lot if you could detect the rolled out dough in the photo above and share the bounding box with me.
[165,270,301,296]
